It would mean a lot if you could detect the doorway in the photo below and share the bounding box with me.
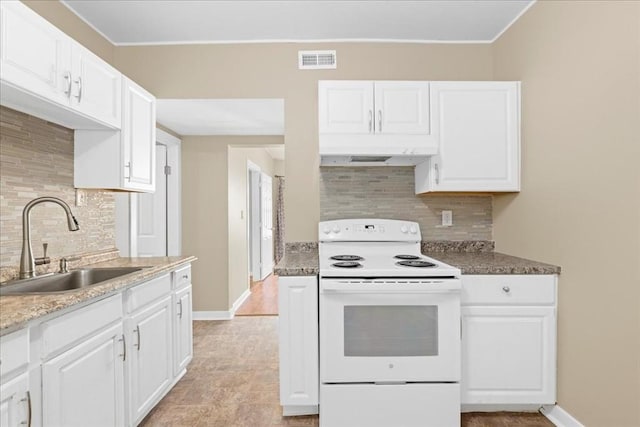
[247,161,274,281]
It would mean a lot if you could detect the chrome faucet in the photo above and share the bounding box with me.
[19,197,80,279]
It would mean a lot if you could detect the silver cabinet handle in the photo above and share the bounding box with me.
[378,110,382,132]
[502,286,511,293]
[368,110,373,133]
[20,391,31,427]
[434,163,440,185]
[119,334,126,361]
[63,71,72,97]
[124,162,131,181]
[177,300,183,319]
[182,274,189,279]
[73,76,82,101]
[134,325,141,351]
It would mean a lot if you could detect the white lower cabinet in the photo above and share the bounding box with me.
[278,275,319,415]
[127,295,173,425]
[42,323,125,427]
[173,285,193,376]
[461,275,557,409]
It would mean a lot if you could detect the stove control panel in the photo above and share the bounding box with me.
[319,219,421,242]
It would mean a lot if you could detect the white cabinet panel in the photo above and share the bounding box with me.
[42,323,125,427]
[173,285,193,376]
[374,81,430,134]
[128,295,173,425]
[319,81,373,134]
[71,43,121,128]
[461,303,556,406]
[415,81,520,193]
[278,276,318,410]
[0,1,70,105]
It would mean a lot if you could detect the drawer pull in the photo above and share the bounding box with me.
[502,286,511,293]
[182,274,189,279]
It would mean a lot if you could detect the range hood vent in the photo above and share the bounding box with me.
[298,50,337,70]
[350,156,392,163]
[321,155,429,166]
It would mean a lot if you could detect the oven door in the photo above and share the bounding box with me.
[320,279,460,383]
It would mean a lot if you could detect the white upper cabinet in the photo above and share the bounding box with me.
[74,77,156,192]
[415,81,520,193]
[70,43,121,128]
[319,81,436,157]
[0,0,121,130]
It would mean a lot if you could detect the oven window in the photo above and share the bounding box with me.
[344,305,438,357]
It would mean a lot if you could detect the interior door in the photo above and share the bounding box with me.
[260,173,273,279]
[249,169,261,280]
[136,143,167,257]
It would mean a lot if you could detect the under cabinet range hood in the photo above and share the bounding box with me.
[321,154,432,166]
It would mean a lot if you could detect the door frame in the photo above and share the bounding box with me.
[247,160,262,281]
[115,128,181,257]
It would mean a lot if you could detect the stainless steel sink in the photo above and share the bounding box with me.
[0,267,144,296]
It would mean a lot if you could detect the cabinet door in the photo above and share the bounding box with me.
[0,373,30,427]
[173,285,193,376]
[71,43,121,128]
[374,81,430,134]
[0,1,71,105]
[422,82,520,192]
[42,323,125,427]
[128,295,172,424]
[461,306,556,405]
[122,77,156,192]
[318,81,373,134]
[278,276,318,408]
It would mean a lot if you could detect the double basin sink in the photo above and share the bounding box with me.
[0,267,144,296]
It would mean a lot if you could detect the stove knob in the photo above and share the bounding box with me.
[410,226,417,234]
[323,226,331,234]
[332,226,341,234]
[400,225,408,233]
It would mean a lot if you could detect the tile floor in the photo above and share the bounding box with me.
[140,317,555,427]
[235,274,279,316]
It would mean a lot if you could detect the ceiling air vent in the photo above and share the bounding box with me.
[298,50,337,70]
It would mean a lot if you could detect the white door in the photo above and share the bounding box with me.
[374,81,430,134]
[260,173,273,279]
[137,143,167,257]
[129,296,173,425]
[249,168,261,280]
[41,323,125,427]
[0,373,30,427]
[318,81,374,134]
[173,285,193,376]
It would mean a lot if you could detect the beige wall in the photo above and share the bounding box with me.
[112,43,494,242]
[22,0,114,65]
[492,2,640,426]
[228,146,276,308]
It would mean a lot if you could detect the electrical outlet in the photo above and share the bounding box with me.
[442,210,453,227]
[75,189,86,207]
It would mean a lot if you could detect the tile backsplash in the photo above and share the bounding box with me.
[0,106,116,269]
[320,166,492,240]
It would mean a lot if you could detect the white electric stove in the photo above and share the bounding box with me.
[318,219,462,427]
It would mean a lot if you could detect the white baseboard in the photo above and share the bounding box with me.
[193,288,252,321]
[540,405,584,427]
[193,311,233,320]
[231,288,251,313]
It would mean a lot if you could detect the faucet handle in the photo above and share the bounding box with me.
[43,243,48,258]
[35,243,51,266]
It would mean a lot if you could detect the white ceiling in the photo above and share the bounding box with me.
[156,99,285,136]
[61,0,535,45]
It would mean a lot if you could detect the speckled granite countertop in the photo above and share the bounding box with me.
[0,255,196,335]
[274,241,560,277]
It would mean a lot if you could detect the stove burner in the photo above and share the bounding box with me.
[332,261,363,268]
[330,255,364,261]
[396,260,436,268]
[394,254,421,260]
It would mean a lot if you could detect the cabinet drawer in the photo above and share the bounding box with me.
[0,328,29,378]
[462,275,556,305]
[173,265,191,290]
[42,294,122,358]
[126,273,171,313]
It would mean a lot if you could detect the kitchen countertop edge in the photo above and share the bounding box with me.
[0,255,196,336]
